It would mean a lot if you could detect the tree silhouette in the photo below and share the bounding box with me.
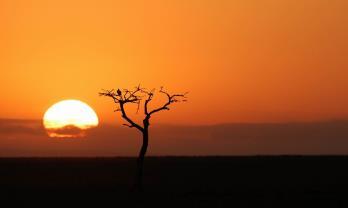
[99,85,187,191]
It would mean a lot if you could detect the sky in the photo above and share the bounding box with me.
[1,0,347,124]
[0,1,347,156]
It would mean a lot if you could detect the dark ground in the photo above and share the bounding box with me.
[0,156,347,207]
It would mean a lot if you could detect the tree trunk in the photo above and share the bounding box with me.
[135,128,148,191]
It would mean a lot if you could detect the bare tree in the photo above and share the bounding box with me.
[99,85,188,191]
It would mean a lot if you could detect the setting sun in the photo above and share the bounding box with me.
[43,100,99,138]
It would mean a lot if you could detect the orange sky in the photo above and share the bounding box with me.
[1,0,348,125]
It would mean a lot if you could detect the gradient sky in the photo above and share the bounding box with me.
[1,0,348,125]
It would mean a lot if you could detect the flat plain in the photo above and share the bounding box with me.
[0,156,347,207]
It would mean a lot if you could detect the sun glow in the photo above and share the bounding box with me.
[43,100,99,138]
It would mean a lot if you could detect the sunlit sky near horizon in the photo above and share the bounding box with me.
[1,0,348,156]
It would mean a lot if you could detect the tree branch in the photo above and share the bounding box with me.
[147,87,188,117]
[100,85,187,130]
[100,87,144,132]
[119,103,144,132]
[141,88,155,116]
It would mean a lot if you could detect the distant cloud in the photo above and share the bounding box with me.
[205,121,348,155]
[46,125,89,138]
[0,119,348,156]
[0,119,45,135]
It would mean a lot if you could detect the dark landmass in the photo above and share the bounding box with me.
[0,156,347,207]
